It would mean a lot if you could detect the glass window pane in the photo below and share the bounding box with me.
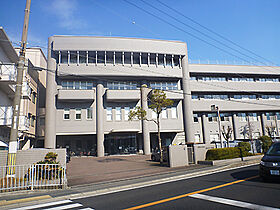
[61,51,68,64]
[158,54,164,65]
[97,51,105,64]
[133,52,140,65]
[166,55,172,66]
[124,52,131,64]
[141,53,148,65]
[115,52,122,64]
[150,53,156,65]
[70,51,77,63]
[106,51,114,64]
[88,51,96,63]
[79,51,86,63]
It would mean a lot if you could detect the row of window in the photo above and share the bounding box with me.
[190,76,280,82]
[58,51,182,68]
[61,80,179,91]
[192,94,280,100]
[106,106,178,121]
[193,112,280,122]
[63,108,93,120]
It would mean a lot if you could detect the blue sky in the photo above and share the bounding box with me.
[1,0,279,65]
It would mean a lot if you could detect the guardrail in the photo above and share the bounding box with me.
[0,164,67,192]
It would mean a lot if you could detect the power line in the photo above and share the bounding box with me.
[155,0,277,66]
[122,0,279,75]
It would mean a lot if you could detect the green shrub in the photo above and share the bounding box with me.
[258,135,272,153]
[206,147,251,160]
[238,142,251,152]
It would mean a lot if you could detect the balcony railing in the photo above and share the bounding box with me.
[18,116,30,131]
[0,106,12,126]
[0,63,16,82]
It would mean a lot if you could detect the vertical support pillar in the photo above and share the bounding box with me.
[181,45,194,144]
[261,113,266,136]
[96,82,104,157]
[232,113,238,139]
[201,114,208,144]
[45,37,57,149]
[141,84,151,155]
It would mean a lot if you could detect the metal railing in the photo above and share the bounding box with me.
[0,106,12,126]
[0,63,16,81]
[187,147,195,164]
[0,164,67,192]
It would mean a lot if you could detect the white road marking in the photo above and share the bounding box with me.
[47,203,83,210]
[12,200,72,210]
[189,193,279,210]
[80,208,95,210]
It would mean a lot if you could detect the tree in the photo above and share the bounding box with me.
[258,135,272,153]
[221,125,233,147]
[129,89,173,163]
[240,119,256,154]
[265,124,276,139]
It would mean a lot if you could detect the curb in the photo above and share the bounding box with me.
[0,195,51,207]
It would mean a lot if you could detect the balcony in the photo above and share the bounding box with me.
[0,63,16,82]
[106,89,140,102]
[18,116,30,131]
[0,106,12,126]
[22,81,31,99]
[57,89,95,101]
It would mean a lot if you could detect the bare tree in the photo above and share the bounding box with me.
[221,125,233,147]
[265,124,276,139]
[239,118,255,154]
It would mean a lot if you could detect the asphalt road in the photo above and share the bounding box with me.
[71,165,280,210]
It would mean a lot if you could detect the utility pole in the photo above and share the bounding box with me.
[211,105,223,148]
[7,0,31,172]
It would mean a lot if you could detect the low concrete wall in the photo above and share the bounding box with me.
[193,144,215,164]
[198,155,263,166]
[168,145,188,168]
[0,149,66,166]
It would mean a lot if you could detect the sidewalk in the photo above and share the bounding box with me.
[67,155,199,186]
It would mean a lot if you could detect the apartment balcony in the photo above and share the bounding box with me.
[57,89,95,101]
[0,106,12,126]
[106,89,140,102]
[0,63,16,83]
[22,81,31,99]
[18,116,30,131]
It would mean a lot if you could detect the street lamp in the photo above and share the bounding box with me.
[211,105,223,148]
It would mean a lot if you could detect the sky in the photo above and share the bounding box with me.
[0,0,279,66]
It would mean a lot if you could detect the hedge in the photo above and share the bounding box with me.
[206,147,252,160]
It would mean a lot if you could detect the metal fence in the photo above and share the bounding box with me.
[0,164,67,192]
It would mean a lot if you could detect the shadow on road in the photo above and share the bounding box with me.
[231,169,280,184]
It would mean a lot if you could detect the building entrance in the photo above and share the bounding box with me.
[104,133,137,155]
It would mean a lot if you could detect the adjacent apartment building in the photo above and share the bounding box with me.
[0,27,46,150]
[45,35,280,157]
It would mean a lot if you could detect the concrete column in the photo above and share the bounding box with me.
[45,37,57,149]
[201,114,208,144]
[96,82,104,157]
[232,113,238,139]
[261,113,266,136]
[141,84,151,155]
[181,46,194,144]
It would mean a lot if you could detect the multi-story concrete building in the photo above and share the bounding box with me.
[0,27,46,150]
[45,35,280,157]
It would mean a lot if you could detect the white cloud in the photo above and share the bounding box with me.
[47,0,87,30]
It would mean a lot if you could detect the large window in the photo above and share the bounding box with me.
[238,113,247,122]
[61,51,68,64]
[106,51,114,64]
[248,113,258,121]
[150,53,156,65]
[162,108,167,119]
[106,107,112,121]
[173,55,180,67]
[107,81,137,90]
[88,51,96,64]
[124,52,131,64]
[62,81,93,90]
[79,51,86,64]
[116,107,122,121]
[141,53,148,65]
[171,107,177,118]
[75,108,82,120]
[115,52,122,64]
[64,109,70,120]
[97,51,105,64]
[133,52,140,65]
[220,113,230,121]
[87,108,92,120]
[70,51,77,63]
[124,107,130,121]
[150,82,178,90]
[158,54,164,65]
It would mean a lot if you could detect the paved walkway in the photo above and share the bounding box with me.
[67,155,197,186]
